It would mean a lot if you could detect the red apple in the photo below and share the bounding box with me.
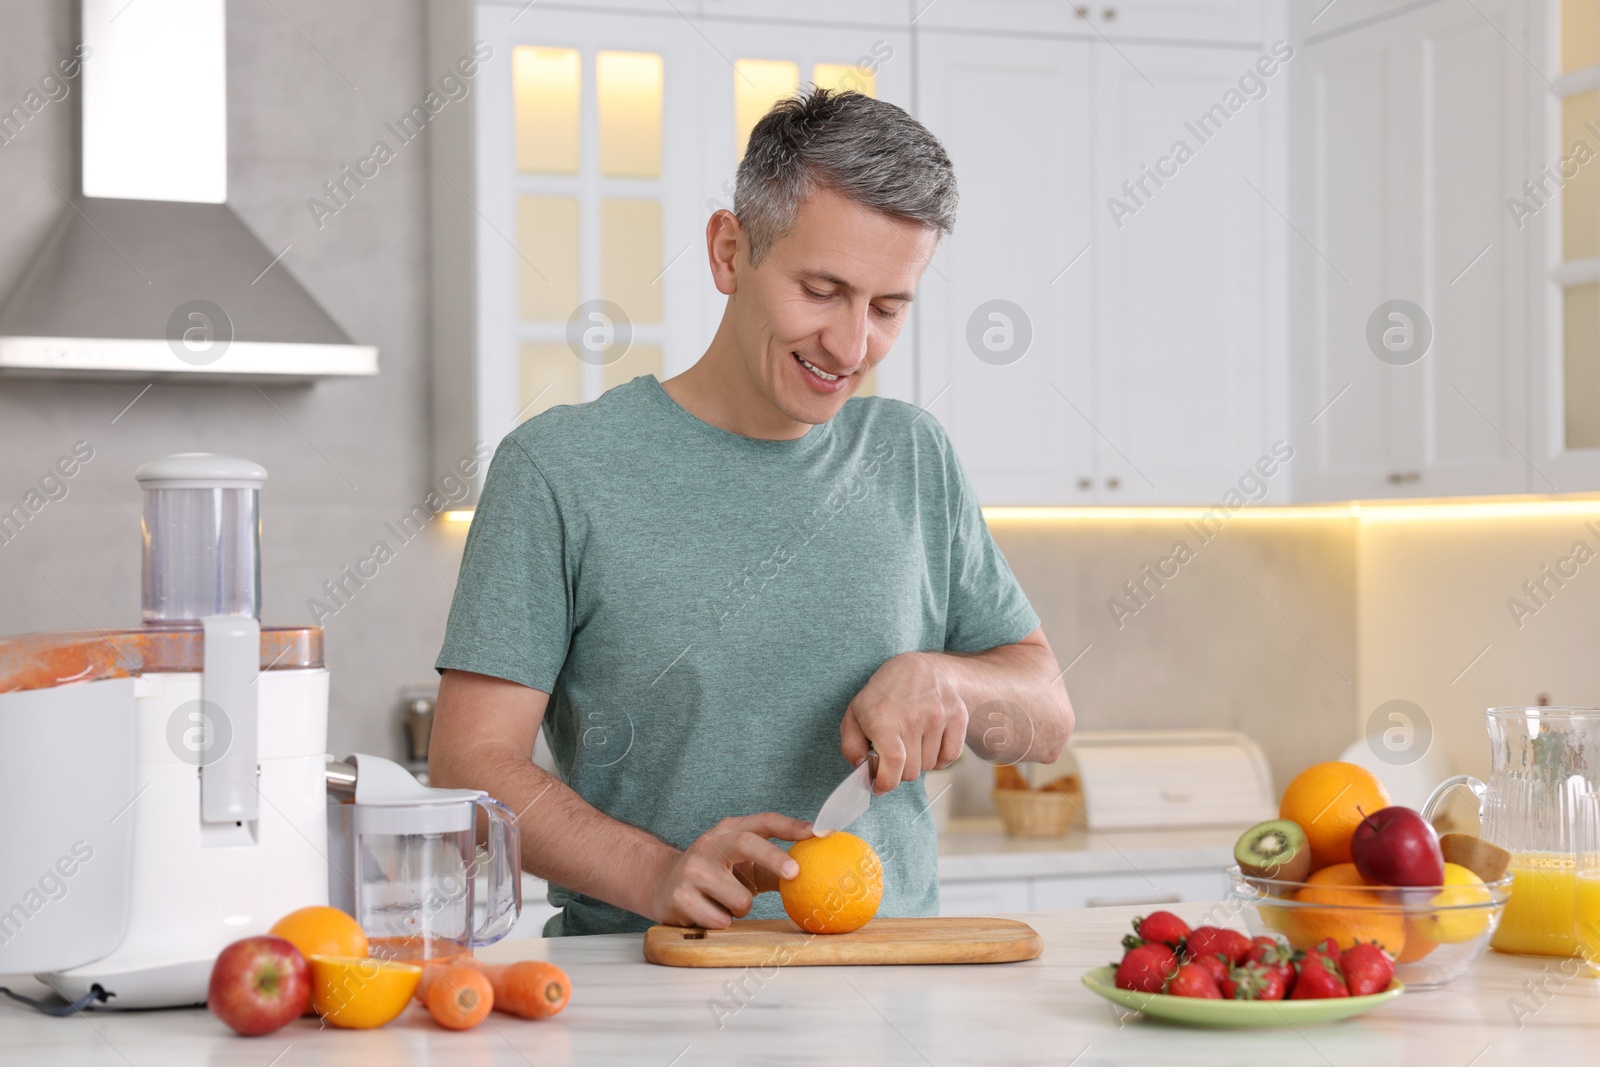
[208,936,310,1036]
[1350,806,1445,887]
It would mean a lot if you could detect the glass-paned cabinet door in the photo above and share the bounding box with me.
[1555,0,1600,454]
[695,18,914,403]
[473,6,704,432]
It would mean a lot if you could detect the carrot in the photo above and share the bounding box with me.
[414,955,486,1005]
[485,961,570,1019]
[426,966,494,1030]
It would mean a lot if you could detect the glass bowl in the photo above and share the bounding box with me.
[1224,865,1512,990]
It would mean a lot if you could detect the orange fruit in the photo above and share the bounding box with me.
[1397,923,1438,963]
[270,906,369,959]
[308,954,422,1029]
[1283,884,1406,957]
[1278,762,1390,870]
[1306,862,1366,888]
[779,832,883,934]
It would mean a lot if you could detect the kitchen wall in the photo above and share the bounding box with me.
[0,0,464,762]
[949,516,1362,814]
[1356,512,1600,788]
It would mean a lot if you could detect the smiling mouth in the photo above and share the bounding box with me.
[793,352,843,382]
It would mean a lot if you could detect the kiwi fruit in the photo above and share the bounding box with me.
[1234,819,1311,882]
[1440,833,1511,882]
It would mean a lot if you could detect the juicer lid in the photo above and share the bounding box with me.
[343,752,484,807]
[134,452,267,490]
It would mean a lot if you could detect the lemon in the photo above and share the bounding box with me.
[1418,863,1493,944]
[307,954,422,1029]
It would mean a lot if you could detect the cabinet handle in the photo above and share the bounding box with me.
[1105,476,1121,490]
[1077,476,1092,491]
[1386,471,1421,485]
[1074,4,1090,17]
[1086,893,1180,908]
[1102,6,1117,19]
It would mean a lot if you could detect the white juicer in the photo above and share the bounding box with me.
[0,454,330,1009]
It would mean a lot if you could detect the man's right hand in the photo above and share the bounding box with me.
[649,813,814,929]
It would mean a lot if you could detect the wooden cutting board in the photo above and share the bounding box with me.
[642,917,1043,967]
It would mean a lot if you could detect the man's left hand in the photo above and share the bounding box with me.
[840,651,967,794]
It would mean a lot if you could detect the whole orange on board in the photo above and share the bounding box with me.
[269,906,369,960]
[780,832,883,935]
[1278,762,1390,870]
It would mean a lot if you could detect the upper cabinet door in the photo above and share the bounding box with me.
[1291,0,1529,500]
[1091,42,1283,504]
[913,31,1097,505]
[1409,0,1529,497]
[691,18,916,402]
[469,6,705,433]
[916,0,1266,44]
[1532,0,1600,490]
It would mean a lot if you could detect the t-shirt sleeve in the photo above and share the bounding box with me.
[937,426,1042,654]
[434,436,572,692]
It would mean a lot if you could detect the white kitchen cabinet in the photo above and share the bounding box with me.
[1030,869,1230,910]
[915,0,1269,45]
[915,21,1285,504]
[913,32,1098,504]
[938,877,1033,917]
[1290,0,1531,500]
[1091,41,1285,503]
[938,868,1229,916]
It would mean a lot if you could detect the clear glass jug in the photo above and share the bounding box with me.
[328,754,521,962]
[1422,706,1600,957]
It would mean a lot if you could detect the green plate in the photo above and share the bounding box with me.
[1081,967,1403,1029]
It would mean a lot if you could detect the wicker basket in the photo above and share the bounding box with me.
[992,787,1078,838]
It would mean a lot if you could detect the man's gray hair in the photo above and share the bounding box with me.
[733,86,958,268]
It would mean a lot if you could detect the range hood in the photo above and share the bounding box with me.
[0,0,377,380]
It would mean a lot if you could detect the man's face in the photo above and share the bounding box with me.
[731,186,939,426]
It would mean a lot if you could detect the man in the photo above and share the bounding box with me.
[431,87,1074,936]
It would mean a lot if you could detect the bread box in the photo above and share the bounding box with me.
[1067,729,1276,830]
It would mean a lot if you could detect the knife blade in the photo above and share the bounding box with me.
[812,749,879,837]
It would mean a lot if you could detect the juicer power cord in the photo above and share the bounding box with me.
[0,983,112,1015]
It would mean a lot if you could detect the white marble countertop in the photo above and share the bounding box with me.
[936,817,1238,881]
[3,901,1593,1065]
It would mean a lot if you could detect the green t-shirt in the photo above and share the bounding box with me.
[435,375,1040,936]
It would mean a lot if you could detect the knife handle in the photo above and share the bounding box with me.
[867,747,880,788]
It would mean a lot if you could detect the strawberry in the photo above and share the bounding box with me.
[1309,937,1341,964]
[1114,942,1178,993]
[1340,942,1395,997]
[1166,962,1223,999]
[1240,938,1297,999]
[1191,953,1230,990]
[1183,926,1253,966]
[1221,961,1289,1001]
[1133,911,1191,948]
[1290,952,1350,999]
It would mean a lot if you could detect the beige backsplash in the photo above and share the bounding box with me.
[955,515,1361,819]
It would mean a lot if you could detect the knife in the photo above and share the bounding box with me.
[812,749,879,837]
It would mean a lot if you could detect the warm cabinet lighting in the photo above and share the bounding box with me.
[983,498,1600,523]
[597,51,663,178]
[733,59,799,162]
[513,46,581,174]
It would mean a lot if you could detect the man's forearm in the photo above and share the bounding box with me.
[432,740,675,921]
[932,638,1073,763]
